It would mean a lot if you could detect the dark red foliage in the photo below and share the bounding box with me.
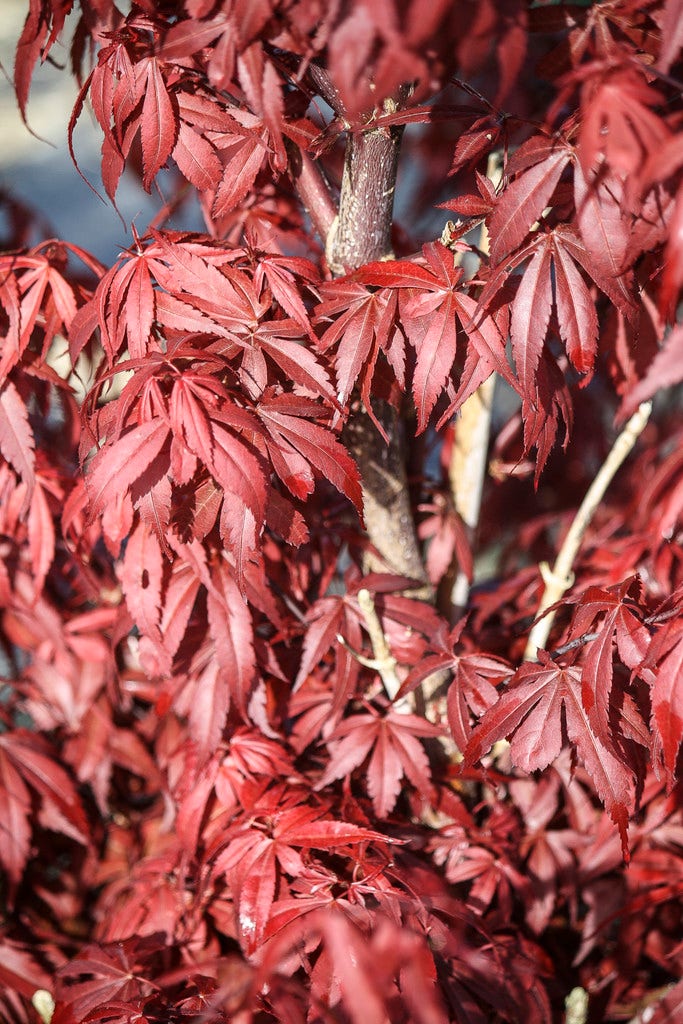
[2,2,683,1023]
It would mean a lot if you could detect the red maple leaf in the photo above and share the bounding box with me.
[56,938,159,1021]
[488,136,571,266]
[400,621,509,752]
[464,652,635,857]
[637,614,683,784]
[316,706,441,818]
[0,381,35,516]
[211,783,395,954]
[564,578,651,749]
[355,241,511,431]
[315,280,401,412]
[0,730,89,899]
[257,393,363,514]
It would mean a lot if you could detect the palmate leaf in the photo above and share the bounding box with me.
[120,519,164,651]
[316,709,441,818]
[464,654,634,857]
[146,231,258,324]
[355,242,510,430]
[510,239,554,396]
[13,0,72,122]
[551,234,599,374]
[188,657,231,760]
[0,730,89,901]
[1,731,89,843]
[173,118,222,191]
[214,785,395,955]
[258,394,363,515]
[400,646,509,754]
[577,68,669,181]
[619,324,683,420]
[659,0,683,71]
[573,165,634,311]
[0,272,21,383]
[501,230,600,384]
[56,938,157,1020]
[249,319,337,404]
[293,593,363,724]
[207,560,257,722]
[254,251,321,334]
[86,418,171,521]
[0,938,50,1000]
[565,579,650,749]
[27,476,56,599]
[408,290,460,431]
[0,747,31,893]
[169,376,269,576]
[282,911,449,1024]
[315,281,399,409]
[122,253,156,360]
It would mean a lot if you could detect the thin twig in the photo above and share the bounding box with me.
[355,588,401,700]
[286,142,337,243]
[524,401,652,660]
[448,151,501,614]
[449,374,496,611]
[564,987,588,1024]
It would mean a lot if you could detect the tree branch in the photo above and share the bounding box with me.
[449,374,495,611]
[286,142,337,243]
[448,152,501,616]
[325,100,431,594]
[524,400,652,660]
[356,587,401,700]
[326,120,401,274]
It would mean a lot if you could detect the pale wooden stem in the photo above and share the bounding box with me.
[448,152,500,614]
[449,374,495,610]
[524,400,652,661]
[564,987,588,1024]
[356,588,401,700]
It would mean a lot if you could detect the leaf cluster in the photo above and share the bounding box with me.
[1,2,683,1023]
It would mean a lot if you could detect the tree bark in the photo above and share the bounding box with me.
[326,110,431,594]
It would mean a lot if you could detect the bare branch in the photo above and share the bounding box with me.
[448,152,501,615]
[524,400,652,660]
[356,587,402,700]
[287,142,337,243]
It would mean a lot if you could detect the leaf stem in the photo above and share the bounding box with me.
[524,400,652,660]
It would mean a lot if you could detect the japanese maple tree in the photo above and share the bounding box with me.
[2,1,683,1022]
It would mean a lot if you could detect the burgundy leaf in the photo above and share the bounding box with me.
[489,148,569,265]
[207,561,257,721]
[510,238,553,395]
[139,59,178,190]
[0,380,35,515]
[464,656,634,856]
